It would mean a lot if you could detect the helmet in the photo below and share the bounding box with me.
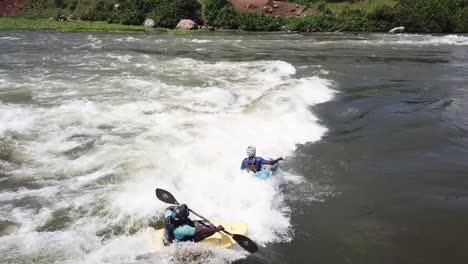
[246,145,256,158]
[171,204,189,221]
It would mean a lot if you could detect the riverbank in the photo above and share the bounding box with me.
[0,18,144,32]
[0,17,212,33]
[1,0,468,33]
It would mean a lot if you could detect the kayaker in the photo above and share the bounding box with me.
[240,145,283,173]
[163,204,224,245]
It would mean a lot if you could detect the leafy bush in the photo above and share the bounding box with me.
[73,0,117,21]
[19,0,118,20]
[148,0,201,28]
[238,13,284,31]
[214,7,240,29]
[370,5,397,31]
[394,0,464,32]
[203,0,230,25]
[111,0,200,26]
[286,14,337,32]
[454,7,468,32]
[112,0,150,25]
[336,8,377,31]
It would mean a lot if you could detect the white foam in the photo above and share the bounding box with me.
[0,36,21,41]
[192,39,213,44]
[0,105,35,136]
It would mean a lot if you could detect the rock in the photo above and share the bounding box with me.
[264,6,273,14]
[49,16,54,21]
[388,26,405,33]
[144,19,155,28]
[67,15,75,21]
[273,3,279,8]
[246,3,255,10]
[280,25,287,31]
[113,3,120,11]
[176,19,198,30]
[290,9,295,13]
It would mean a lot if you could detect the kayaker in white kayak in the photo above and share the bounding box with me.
[163,204,224,245]
[240,145,283,173]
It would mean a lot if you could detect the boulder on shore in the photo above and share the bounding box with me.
[144,19,155,28]
[175,19,198,30]
[388,26,405,34]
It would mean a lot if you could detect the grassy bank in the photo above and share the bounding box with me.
[0,17,228,34]
[0,17,144,32]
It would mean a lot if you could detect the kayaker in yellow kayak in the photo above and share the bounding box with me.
[163,204,224,245]
[241,145,283,173]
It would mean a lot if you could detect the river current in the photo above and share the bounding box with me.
[0,31,467,264]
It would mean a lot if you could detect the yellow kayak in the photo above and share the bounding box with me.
[151,220,248,251]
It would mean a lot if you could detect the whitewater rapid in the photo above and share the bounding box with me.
[0,32,335,264]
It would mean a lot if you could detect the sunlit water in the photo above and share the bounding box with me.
[1,31,467,264]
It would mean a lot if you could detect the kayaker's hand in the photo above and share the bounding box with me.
[278,157,284,161]
[216,225,225,232]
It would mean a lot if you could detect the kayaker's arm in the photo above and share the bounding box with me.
[193,225,224,242]
[263,157,283,165]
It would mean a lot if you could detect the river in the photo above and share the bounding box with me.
[0,31,467,264]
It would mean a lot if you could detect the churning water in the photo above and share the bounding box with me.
[1,31,467,264]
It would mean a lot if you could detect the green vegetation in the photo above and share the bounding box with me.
[202,0,285,30]
[0,17,144,31]
[3,0,468,33]
[327,0,398,13]
[19,0,118,20]
[286,0,468,32]
[394,0,466,33]
[0,17,141,32]
[110,0,201,27]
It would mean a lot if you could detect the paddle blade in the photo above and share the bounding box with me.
[232,234,258,253]
[155,188,179,204]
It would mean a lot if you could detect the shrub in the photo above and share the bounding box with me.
[394,0,464,32]
[336,8,378,31]
[286,14,337,32]
[148,0,201,28]
[238,13,284,31]
[112,0,150,25]
[112,0,200,26]
[73,0,117,21]
[214,7,239,29]
[203,0,230,25]
[369,5,397,31]
[454,7,468,32]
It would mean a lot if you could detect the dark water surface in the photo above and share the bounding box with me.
[244,33,468,264]
[1,31,468,264]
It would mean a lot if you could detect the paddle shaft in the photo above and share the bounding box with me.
[188,208,234,236]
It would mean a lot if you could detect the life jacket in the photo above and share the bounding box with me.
[243,157,260,173]
[163,210,195,246]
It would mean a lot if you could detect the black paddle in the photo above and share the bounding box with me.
[155,188,259,253]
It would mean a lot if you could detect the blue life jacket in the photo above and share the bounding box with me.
[163,210,195,245]
[243,157,260,172]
